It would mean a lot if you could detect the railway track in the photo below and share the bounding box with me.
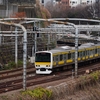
[0,62,100,94]
[0,66,35,81]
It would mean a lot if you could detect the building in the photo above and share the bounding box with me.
[0,0,36,18]
[39,0,56,6]
[70,0,96,8]
[0,0,18,17]
[40,0,96,8]
[70,0,80,7]
[39,0,48,6]
[60,0,70,9]
[81,0,95,5]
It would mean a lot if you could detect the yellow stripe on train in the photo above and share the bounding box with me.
[89,55,93,58]
[95,54,98,57]
[53,62,56,65]
[82,57,85,60]
[66,59,73,63]
[58,61,64,65]
[86,56,88,59]
[78,58,81,61]
[35,62,50,65]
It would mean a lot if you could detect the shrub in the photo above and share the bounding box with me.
[21,87,52,100]
[4,61,16,70]
[17,60,23,68]
[90,71,100,80]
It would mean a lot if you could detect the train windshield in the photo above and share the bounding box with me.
[35,52,51,62]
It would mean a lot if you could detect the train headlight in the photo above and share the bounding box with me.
[36,65,40,67]
[46,65,50,67]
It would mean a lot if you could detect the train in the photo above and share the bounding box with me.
[35,43,100,74]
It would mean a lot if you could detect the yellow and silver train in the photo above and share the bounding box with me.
[35,43,100,74]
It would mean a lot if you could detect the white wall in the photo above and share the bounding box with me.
[70,0,80,7]
[0,0,3,5]
[40,0,56,6]
[81,0,95,5]
[70,0,96,8]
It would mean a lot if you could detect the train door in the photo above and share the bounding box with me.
[85,49,88,59]
[53,55,56,67]
[55,55,59,67]
[80,50,82,61]
[71,51,75,62]
[58,54,64,65]
[97,47,100,56]
[82,50,85,60]
[94,47,98,57]
[63,53,67,65]
[67,52,73,63]
[89,48,93,59]
[78,51,80,61]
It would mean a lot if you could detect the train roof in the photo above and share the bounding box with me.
[36,43,100,54]
[49,46,73,53]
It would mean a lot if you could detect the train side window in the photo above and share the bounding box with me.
[93,49,94,54]
[53,56,55,61]
[93,49,95,54]
[89,50,90,55]
[85,51,87,56]
[87,50,89,56]
[97,48,99,53]
[80,52,82,57]
[92,49,94,55]
[72,52,75,58]
[56,55,58,61]
[89,50,91,55]
[86,50,88,56]
[99,49,100,54]
[99,48,100,54]
[60,55,63,61]
[78,52,79,57]
[91,50,93,55]
[86,50,87,56]
[92,49,94,54]
[68,53,71,59]
[83,51,85,56]
[64,54,66,60]
[88,50,90,55]
[82,51,84,57]
[90,50,93,55]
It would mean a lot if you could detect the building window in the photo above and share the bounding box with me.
[87,1,89,4]
[42,0,44,3]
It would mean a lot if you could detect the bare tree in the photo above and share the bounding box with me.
[45,1,100,19]
[46,1,69,18]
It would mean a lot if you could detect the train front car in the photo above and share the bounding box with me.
[35,51,52,74]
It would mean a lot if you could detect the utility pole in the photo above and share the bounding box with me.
[6,0,8,17]
[98,0,100,18]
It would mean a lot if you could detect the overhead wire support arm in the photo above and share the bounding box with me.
[0,21,27,91]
